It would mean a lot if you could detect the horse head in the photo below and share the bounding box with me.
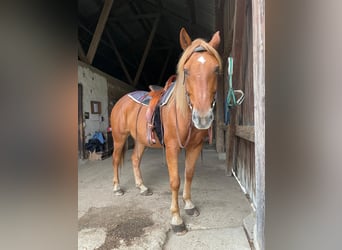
[178,28,221,130]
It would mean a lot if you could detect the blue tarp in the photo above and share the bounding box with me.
[92,131,105,144]
[85,132,105,153]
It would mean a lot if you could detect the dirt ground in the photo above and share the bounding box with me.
[78,147,252,250]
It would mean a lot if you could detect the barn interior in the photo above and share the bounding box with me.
[78,0,264,249]
[78,0,232,90]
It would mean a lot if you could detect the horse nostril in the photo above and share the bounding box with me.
[209,113,213,121]
[192,112,198,123]
[191,109,214,129]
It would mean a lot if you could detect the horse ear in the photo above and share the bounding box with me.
[209,31,220,49]
[179,28,192,50]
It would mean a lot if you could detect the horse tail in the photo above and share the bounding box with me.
[119,143,127,168]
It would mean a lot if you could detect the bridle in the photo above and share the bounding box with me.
[183,45,218,111]
[174,45,218,148]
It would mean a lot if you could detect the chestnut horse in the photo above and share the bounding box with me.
[110,28,222,235]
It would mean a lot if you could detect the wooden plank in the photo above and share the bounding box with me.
[105,30,134,85]
[215,77,225,153]
[78,84,86,159]
[236,125,255,142]
[252,0,265,249]
[226,0,246,173]
[133,14,160,87]
[86,0,113,64]
[226,109,237,176]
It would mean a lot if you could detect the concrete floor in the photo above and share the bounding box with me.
[78,147,253,250]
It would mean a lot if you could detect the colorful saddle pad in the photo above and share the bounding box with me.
[127,82,175,106]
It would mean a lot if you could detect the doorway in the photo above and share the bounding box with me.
[78,84,85,159]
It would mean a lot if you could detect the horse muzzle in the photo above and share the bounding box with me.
[191,109,214,130]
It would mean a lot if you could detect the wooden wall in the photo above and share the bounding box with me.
[233,0,256,205]
[226,0,256,206]
[225,0,265,248]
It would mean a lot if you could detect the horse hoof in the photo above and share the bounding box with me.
[171,223,187,235]
[140,189,153,196]
[113,189,124,196]
[185,207,200,217]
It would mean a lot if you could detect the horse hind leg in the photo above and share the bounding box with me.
[131,141,152,196]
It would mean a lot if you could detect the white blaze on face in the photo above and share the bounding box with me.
[198,55,206,64]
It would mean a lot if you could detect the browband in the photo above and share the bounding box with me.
[193,45,206,52]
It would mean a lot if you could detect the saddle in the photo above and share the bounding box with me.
[146,75,176,144]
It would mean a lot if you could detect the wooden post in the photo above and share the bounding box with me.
[226,0,246,175]
[86,0,113,64]
[214,0,225,153]
[215,74,225,153]
[252,0,265,249]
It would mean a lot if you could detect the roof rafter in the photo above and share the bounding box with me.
[105,29,134,85]
[86,0,113,64]
[133,14,161,87]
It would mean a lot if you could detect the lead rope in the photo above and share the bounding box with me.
[174,98,192,149]
[225,57,245,124]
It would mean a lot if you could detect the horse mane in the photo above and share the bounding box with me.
[171,38,222,116]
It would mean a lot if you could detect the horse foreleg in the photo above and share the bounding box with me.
[112,141,125,196]
[183,143,203,217]
[131,142,152,196]
[166,146,187,235]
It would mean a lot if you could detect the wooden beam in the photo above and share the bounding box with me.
[105,30,133,85]
[86,0,113,64]
[252,0,265,249]
[78,40,88,63]
[235,125,255,142]
[133,15,160,87]
[129,1,151,34]
[79,23,136,69]
[226,0,246,175]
